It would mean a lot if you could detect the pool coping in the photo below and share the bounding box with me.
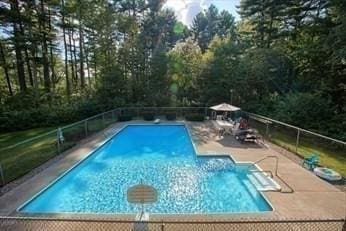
[16,123,275,216]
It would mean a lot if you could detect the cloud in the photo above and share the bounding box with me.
[164,0,208,27]
[163,0,240,27]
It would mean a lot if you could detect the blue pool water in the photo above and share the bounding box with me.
[20,125,272,214]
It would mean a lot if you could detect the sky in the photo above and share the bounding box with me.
[163,0,240,27]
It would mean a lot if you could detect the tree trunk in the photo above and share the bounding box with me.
[68,24,76,89]
[72,30,78,87]
[24,48,34,87]
[27,0,39,103]
[61,0,71,99]
[85,49,91,88]
[48,8,56,90]
[40,0,51,94]
[267,11,274,48]
[0,41,13,95]
[11,0,27,92]
[93,52,97,85]
[16,2,34,87]
[78,0,85,89]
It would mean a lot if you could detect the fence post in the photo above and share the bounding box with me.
[266,123,269,137]
[85,120,88,137]
[295,129,300,153]
[0,163,5,186]
[161,221,165,231]
[57,129,61,154]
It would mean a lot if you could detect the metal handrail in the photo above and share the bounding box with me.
[248,155,294,193]
[247,112,346,145]
[276,174,294,193]
[249,155,279,176]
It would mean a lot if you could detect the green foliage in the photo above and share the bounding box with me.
[118,115,133,122]
[142,113,155,121]
[0,0,344,141]
[165,113,176,120]
[191,5,236,51]
[0,100,101,132]
[273,93,332,126]
[168,38,203,105]
[185,113,205,121]
[240,48,293,97]
[94,65,127,109]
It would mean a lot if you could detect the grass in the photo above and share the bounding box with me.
[251,119,346,177]
[0,130,58,184]
[270,132,346,177]
[0,127,57,149]
[0,117,117,185]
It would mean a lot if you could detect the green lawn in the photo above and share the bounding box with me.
[270,131,346,177]
[0,128,58,184]
[0,117,117,185]
[0,127,57,149]
[250,119,346,177]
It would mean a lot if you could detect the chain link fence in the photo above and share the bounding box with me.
[248,113,346,177]
[0,107,208,186]
[0,109,119,186]
[0,217,344,231]
[1,107,345,187]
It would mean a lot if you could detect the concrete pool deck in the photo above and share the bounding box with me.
[0,120,345,221]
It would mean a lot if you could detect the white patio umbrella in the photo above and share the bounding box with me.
[210,103,241,119]
[210,103,240,112]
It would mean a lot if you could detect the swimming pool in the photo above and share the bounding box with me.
[19,124,272,214]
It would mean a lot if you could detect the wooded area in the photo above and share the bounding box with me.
[0,0,345,140]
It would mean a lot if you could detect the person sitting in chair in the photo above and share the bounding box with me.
[239,118,248,130]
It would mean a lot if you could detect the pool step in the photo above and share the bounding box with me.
[248,172,281,191]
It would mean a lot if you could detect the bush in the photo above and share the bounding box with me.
[165,113,176,120]
[185,113,205,121]
[142,113,155,121]
[118,114,132,122]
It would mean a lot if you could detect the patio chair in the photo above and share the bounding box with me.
[216,115,223,120]
[231,123,240,135]
[302,154,319,170]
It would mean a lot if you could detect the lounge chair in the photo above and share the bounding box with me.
[235,129,258,143]
[303,154,319,170]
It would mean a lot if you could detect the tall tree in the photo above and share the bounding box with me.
[39,0,51,94]
[10,0,27,92]
[61,0,71,98]
[238,0,286,48]
[78,0,85,89]
[0,40,12,95]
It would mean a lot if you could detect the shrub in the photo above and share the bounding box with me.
[185,113,205,121]
[165,113,176,120]
[142,113,155,121]
[118,114,132,122]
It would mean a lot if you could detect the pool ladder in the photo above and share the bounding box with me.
[248,155,294,193]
